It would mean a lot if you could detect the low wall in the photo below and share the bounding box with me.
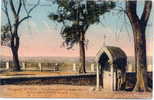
[0,72,152,89]
[0,61,96,72]
[0,74,96,85]
[0,61,153,72]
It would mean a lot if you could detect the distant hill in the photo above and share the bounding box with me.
[0,56,153,65]
[0,56,95,63]
[127,56,153,65]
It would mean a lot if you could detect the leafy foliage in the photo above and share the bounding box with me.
[1,25,11,47]
[49,0,115,49]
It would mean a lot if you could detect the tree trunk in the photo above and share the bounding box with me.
[10,35,21,71]
[11,47,20,71]
[126,0,152,92]
[79,33,86,73]
[133,25,148,91]
[2,0,39,71]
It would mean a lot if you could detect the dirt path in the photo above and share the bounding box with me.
[0,85,152,98]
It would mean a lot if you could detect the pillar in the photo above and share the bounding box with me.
[96,63,100,90]
[111,64,115,91]
[22,62,26,70]
[127,64,133,72]
[147,64,152,72]
[91,63,95,72]
[6,61,9,70]
[73,63,77,72]
[38,63,42,71]
[55,63,58,71]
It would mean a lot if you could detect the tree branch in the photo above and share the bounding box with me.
[18,16,32,25]
[141,1,152,25]
[9,0,17,17]
[23,0,29,15]
[17,0,22,15]
[28,0,40,14]
[23,0,40,16]
[18,0,39,25]
[126,0,140,28]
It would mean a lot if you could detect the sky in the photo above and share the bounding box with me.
[0,0,154,57]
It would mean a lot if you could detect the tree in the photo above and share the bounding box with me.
[126,0,152,91]
[48,0,115,73]
[1,0,40,71]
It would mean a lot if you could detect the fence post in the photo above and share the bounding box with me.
[91,63,95,72]
[73,63,77,72]
[38,63,42,71]
[22,62,26,70]
[147,65,152,72]
[96,63,100,90]
[55,63,58,71]
[127,64,133,72]
[6,61,9,70]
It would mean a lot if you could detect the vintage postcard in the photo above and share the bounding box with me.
[0,0,153,99]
